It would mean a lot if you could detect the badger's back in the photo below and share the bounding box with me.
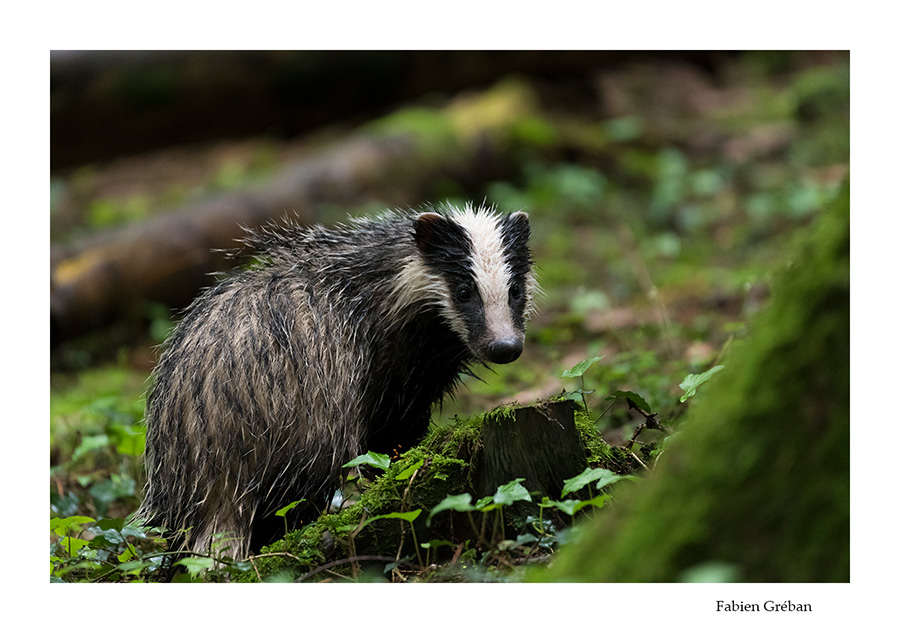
[138,203,535,559]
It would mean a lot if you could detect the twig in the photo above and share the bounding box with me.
[246,551,308,582]
[630,451,650,471]
[294,555,417,583]
[624,398,666,448]
[449,542,465,566]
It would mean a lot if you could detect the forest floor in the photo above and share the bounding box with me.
[49,51,849,582]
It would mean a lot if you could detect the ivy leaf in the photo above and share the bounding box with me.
[679,365,725,402]
[540,495,611,516]
[394,459,425,481]
[593,471,637,490]
[58,536,90,557]
[474,496,494,511]
[561,467,615,497]
[177,557,215,578]
[427,493,475,525]
[50,515,96,538]
[604,389,652,412]
[492,478,531,506]
[377,510,422,523]
[560,356,605,378]
[117,560,148,574]
[275,499,305,518]
[95,517,125,531]
[343,451,391,472]
[360,509,423,532]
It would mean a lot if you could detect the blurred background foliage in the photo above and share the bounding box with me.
[50,50,848,537]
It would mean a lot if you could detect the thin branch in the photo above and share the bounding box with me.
[295,555,418,583]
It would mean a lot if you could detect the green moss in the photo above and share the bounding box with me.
[573,408,635,474]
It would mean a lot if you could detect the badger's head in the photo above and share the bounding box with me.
[405,204,536,365]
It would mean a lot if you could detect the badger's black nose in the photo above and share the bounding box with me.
[487,338,523,364]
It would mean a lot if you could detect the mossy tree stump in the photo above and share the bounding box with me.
[476,400,587,502]
[244,399,630,580]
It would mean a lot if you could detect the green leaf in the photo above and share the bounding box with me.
[71,434,110,462]
[117,560,149,575]
[605,389,652,412]
[375,510,422,523]
[58,536,90,557]
[394,459,425,481]
[343,451,391,471]
[594,471,637,490]
[679,365,725,402]
[427,493,475,525]
[561,467,615,497]
[117,548,136,564]
[560,356,605,378]
[50,515,96,538]
[95,517,125,531]
[492,478,531,506]
[577,495,610,511]
[540,495,611,516]
[358,510,423,533]
[275,499,305,518]
[474,496,494,511]
[91,529,124,549]
[109,423,146,456]
[177,557,215,578]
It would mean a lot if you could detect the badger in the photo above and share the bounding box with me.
[136,202,536,560]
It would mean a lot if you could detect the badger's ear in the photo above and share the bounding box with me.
[509,210,530,226]
[414,212,467,256]
[502,210,531,247]
[414,212,445,251]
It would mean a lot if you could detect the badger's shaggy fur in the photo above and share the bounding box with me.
[137,203,535,559]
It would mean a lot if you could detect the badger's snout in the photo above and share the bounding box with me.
[486,337,524,364]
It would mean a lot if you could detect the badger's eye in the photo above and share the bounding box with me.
[509,282,522,300]
[456,285,472,302]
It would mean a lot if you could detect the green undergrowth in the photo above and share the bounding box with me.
[236,402,635,582]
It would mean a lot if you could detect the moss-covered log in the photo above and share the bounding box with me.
[536,180,850,583]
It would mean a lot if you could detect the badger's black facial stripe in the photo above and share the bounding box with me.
[500,212,531,330]
[414,212,474,280]
[500,212,532,279]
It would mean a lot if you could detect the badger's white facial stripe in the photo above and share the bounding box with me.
[389,255,470,341]
[451,204,518,342]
